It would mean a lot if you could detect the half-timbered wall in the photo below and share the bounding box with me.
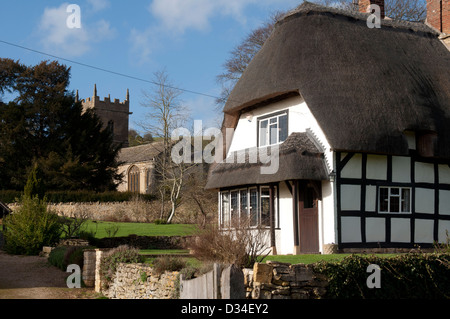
[336,152,450,249]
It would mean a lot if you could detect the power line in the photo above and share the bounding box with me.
[0,39,226,102]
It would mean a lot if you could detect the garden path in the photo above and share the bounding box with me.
[0,250,99,299]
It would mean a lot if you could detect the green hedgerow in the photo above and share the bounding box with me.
[313,253,450,299]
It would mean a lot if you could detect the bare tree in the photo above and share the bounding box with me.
[140,70,192,224]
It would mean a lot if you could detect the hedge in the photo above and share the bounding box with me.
[48,245,91,271]
[0,190,156,204]
[313,253,450,299]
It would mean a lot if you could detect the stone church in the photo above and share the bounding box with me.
[77,85,162,194]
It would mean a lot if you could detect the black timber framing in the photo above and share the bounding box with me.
[336,151,450,249]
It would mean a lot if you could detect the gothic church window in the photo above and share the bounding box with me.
[128,165,140,193]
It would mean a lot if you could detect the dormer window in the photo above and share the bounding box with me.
[258,110,288,147]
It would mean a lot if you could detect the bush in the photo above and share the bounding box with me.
[99,245,143,286]
[48,246,67,270]
[48,245,89,271]
[152,256,186,274]
[188,218,270,268]
[313,253,450,299]
[3,196,61,255]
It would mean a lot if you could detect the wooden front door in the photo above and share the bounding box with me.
[298,181,320,254]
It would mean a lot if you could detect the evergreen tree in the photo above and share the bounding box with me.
[0,58,121,191]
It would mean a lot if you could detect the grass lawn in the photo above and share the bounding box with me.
[263,253,399,265]
[83,220,198,238]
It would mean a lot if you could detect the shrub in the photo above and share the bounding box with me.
[48,245,89,271]
[3,196,61,255]
[313,253,450,299]
[188,218,270,268]
[152,256,186,274]
[99,245,143,286]
[48,246,68,270]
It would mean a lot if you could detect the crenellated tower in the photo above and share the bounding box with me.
[78,84,132,148]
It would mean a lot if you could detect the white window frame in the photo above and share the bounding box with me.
[258,111,288,147]
[219,186,278,229]
[378,186,411,214]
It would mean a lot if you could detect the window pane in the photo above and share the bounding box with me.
[390,196,400,212]
[379,188,389,212]
[260,196,270,227]
[231,191,238,222]
[269,124,277,145]
[240,190,248,219]
[391,188,400,195]
[221,192,230,228]
[279,114,288,142]
[270,117,277,124]
[402,188,411,212]
[250,188,258,227]
[259,120,268,146]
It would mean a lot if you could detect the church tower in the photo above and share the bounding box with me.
[79,84,132,148]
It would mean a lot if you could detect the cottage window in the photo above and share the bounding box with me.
[221,192,230,228]
[379,187,411,213]
[219,186,277,228]
[258,111,288,147]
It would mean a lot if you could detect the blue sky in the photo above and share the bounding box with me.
[0,0,300,133]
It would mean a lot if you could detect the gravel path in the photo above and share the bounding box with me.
[0,250,100,299]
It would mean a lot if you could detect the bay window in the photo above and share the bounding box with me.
[220,186,277,228]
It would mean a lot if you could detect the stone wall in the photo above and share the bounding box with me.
[244,261,328,299]
[7,200,199,224]
[103,263,179,299]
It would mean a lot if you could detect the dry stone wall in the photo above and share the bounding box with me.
[104,263,179,299]
[244,261,328,299]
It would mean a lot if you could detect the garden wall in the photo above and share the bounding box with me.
[244,261,328,299]
[83,248,179,299]
[7,201,200,224]
[104,263,179,299]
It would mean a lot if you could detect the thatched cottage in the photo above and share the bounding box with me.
[206,1,450,254]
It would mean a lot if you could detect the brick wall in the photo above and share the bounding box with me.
[427,0,450,34]
[359,0,385,18]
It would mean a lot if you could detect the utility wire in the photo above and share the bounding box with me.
[0,39,226,102]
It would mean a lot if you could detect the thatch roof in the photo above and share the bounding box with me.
[205,132,328,189]
[223,1,450,158]
[117,142,164,165]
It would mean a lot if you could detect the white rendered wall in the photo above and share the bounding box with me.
[338,153,450,245]
[227,95,332,173]
[276,182,295,255]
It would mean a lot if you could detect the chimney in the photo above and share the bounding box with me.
[427,0,450,34]
[359,0,385,19]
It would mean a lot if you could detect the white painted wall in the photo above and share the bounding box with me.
[276,182,295,255]
[227,95,332,173]
[339,153,450,245]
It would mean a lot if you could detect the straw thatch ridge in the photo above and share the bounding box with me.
[205,132,328,189]
[222,1,450,158]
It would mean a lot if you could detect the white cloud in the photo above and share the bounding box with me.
[86,0,110,12]
[38,3,115,57]
[148,0,259,34]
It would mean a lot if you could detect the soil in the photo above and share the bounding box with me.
[0,249,102,299]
